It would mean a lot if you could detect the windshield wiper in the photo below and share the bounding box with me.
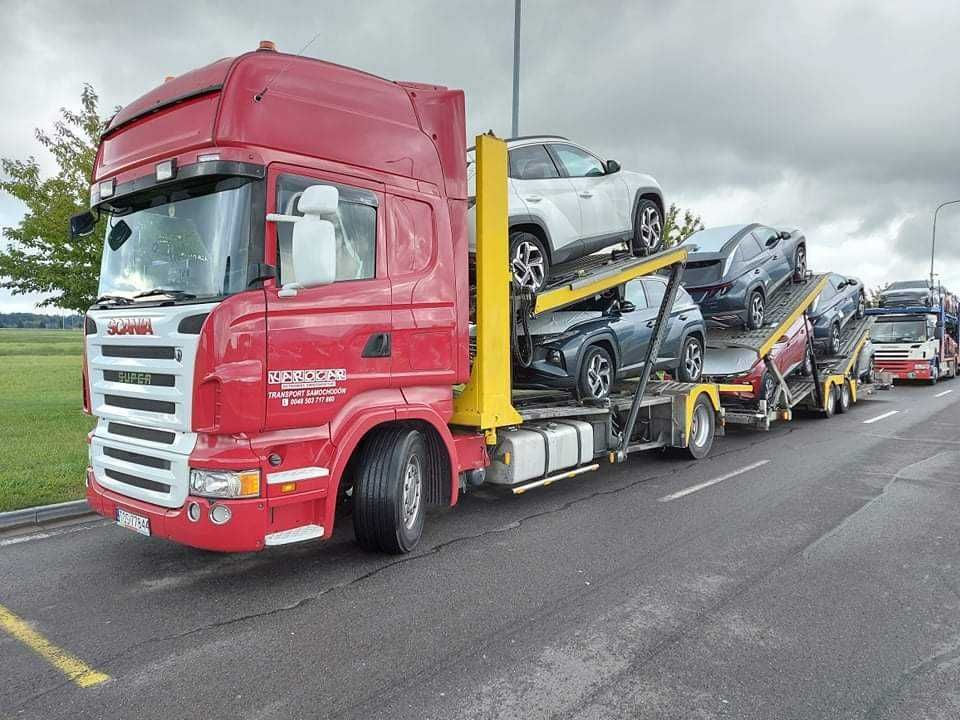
[94,294,135,306]
[133,288,197,300]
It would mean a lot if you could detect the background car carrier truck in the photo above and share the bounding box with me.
[76,44,749,555]
[866,304,959,383]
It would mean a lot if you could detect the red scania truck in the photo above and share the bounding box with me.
[78,44,731,554]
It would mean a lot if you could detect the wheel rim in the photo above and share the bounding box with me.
[638,206,662,252]
[511,240,546,291]
[842,383,850,407]
[832,326,841,354]
[684,341,702,380]
[401,454,422,530]
[795,246,806,278]
[586,352,612,399]
[857,296,865,318]
[751,294,765,327]
[690,403,711,448]
[804,349,813,375]
[763,375,777,406]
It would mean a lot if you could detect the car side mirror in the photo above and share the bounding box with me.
[280,185,339,294]
[70,210,98,238]
[778,230,791,240]
[619,300,636,313]
[605,159,621,174]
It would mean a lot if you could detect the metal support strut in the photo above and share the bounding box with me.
[616,259,685,460]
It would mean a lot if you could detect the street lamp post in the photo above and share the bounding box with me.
[931,199,960,287]
[511,0,521,137]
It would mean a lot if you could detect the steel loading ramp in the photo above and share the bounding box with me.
[705,274,828,357]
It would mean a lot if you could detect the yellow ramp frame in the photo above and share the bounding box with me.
[451,135,523,437]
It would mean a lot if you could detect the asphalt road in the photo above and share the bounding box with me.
[2,382,959,719]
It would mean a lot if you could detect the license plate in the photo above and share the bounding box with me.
[116,508,150,536]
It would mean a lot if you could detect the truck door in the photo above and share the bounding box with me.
[264,167,391,430]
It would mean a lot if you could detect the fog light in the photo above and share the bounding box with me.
[155,159,176,182]
[546,349,564,366]
[187,502,201,523]
[210,504,232,525]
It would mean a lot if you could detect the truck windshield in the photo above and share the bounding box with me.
[872,320,928,343]
[96,177,255,303]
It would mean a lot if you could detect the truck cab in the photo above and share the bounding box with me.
[871,312,951,381]
[81,45,474,551]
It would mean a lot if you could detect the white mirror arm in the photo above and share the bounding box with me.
[266,213,301,224]
[278,282,303,299]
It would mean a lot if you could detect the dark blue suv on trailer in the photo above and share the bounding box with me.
[680,224,806,329]
[514,275,707,400]
[809,273,866,354]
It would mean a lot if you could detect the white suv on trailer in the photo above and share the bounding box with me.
[468,135,665,291]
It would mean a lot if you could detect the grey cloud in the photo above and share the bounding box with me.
[2,0,959,311]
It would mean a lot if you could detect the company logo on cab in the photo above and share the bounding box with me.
[106,318,155,336]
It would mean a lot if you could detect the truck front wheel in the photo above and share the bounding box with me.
[353,427,428,554]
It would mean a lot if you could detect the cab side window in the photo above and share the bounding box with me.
[276,174,377,284]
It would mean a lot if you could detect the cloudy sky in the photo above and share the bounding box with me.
[2,0,959,312]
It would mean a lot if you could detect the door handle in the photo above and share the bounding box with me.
[579,192,594,199]
[679,314,688,321]
[646,320,656,328]
[525,195,542,203]
[362,332,392,358]
[754,269,761,274]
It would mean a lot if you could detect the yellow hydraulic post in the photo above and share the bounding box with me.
[451,135,523,440]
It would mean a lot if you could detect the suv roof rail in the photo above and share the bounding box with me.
[505,134,569,143]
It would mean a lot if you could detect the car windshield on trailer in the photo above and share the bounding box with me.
[702,347,758,377]
[886,280,928,290]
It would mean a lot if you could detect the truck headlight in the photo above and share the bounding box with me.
[190,468,261,498]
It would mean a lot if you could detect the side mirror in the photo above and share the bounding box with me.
[605,159,621,174]
[285,186,339,292]
[619,300,636,313]
[778,230,791,240]
[70,211,97,238]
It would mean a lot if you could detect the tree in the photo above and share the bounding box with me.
[661,203,704,249]
[0,85,108,314]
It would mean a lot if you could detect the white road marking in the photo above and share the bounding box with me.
[658,460,770,502]
[0,521,105,547]
[934,389,954,398]
[863,410,900,424]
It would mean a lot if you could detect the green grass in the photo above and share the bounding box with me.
[0,329,95,511]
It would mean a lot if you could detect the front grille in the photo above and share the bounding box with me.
[875,351,910,359]
[102,369,176,387]
[103,446,171,470]
[107,422,175,444]
[105,394,176,415]
[102,345,177,360]
[104,468,170,494]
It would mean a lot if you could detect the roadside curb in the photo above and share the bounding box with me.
[0,500,94,533]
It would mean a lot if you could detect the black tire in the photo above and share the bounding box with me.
[631,199,664,256]
[509,231,549,292]
[855,292,866,320]
[685,394,715,460]
[746,290,765,330]
[822,385,837,418]
[799,345,815,377]
[676,335,704,382]
[353,427,428,554]
[578,345,614,401]
[792,244,807,282]
[836,381,851,413]
[826,323,841,356]
[759,370,778,410]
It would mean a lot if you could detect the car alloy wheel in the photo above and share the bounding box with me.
[511,239,546,291]
[682,339,703,382]
[794,245,806,281]
[585,350,612,399]
[856,294,865,319]
[638,205,663,253]
[762,373,778,408]
[749,293,765,329]
[831,324,841,355]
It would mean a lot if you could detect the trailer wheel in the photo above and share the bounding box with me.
[353,427,428,554]
[836,381,851,413]
[823,384,837,418]
[685,395,715,459]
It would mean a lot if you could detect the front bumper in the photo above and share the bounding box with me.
[87,469,270,552]
[874,360,933,380]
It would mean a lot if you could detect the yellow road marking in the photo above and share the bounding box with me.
[0,604,109,688]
